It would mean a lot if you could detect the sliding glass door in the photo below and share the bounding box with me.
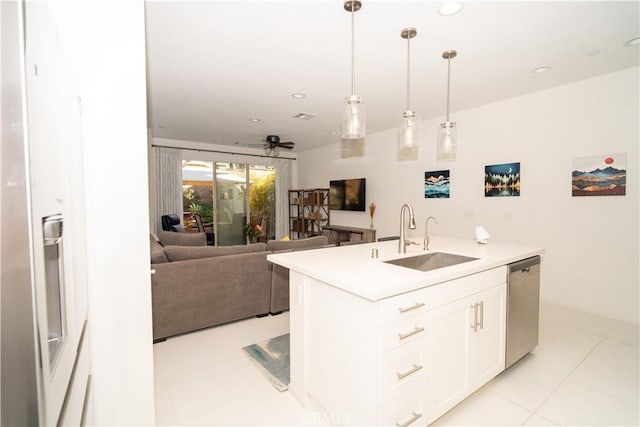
[181,160,275,246]
[214,162,247,246]
[248,164,276,242]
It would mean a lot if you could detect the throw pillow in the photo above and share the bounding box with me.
[150,235,169,264]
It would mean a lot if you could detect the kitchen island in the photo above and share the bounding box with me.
[267,236,544,426]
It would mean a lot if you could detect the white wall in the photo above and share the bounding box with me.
[48,1,156,424]
[297,67,639,325]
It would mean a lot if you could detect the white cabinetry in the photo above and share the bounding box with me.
[289,266,507,426]
[427,282,506,423]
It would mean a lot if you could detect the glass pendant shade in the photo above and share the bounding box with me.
[437,121,457,160]
[342,95,366,140]
[438,50,458,161]
[341,1,365,140]
[398,111,419,148]
[398,27,418,151]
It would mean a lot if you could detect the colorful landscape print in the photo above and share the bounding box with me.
[485,162,520,197]
[425,170,450,198]
[572,154,626,196]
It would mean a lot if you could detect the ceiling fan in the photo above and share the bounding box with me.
[263,135,295,156]
[236,135,295,156]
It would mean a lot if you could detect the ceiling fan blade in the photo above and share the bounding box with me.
[278,142,295,148]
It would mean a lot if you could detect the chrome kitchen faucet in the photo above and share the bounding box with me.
[398,203,417,254]
[424,216,438,250]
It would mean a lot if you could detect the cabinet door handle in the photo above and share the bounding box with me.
[396,411,422,427]
[479,300,484,330]
[470,304,478,332]
[398,326,425,340]
[396,364,423,380]
[398,302,425,313]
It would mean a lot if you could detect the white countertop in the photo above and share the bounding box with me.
[267,236,544,301]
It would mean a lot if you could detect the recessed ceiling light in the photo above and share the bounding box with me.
[329,131,338,135]
[624,36,640,47]
[531,66,551,74]
[439,2,463,16]
[248,118,261,123]
[587,50,601,56]
[291,92,306,99]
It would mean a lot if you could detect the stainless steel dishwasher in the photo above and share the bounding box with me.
[506,255,541,369]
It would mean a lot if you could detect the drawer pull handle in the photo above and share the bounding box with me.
[398,326,425,340]
[398,302,425,313]
[396,411,422,427]
[396,364,423,380]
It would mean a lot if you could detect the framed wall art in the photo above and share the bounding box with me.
[572,153,626,196]
[425,170,450,198]
[485,162,520,197]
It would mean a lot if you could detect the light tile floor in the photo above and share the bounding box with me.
[154,303,639,426]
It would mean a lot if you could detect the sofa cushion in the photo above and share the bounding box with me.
[158,230,206,247]
[266,235,329,252]
[164,242,267,262]
[150,234,169,264]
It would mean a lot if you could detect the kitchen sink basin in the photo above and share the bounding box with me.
[384,252,479,272]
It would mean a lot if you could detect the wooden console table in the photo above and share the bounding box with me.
[322,225,376,245]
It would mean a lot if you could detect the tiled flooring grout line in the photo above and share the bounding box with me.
[524,335,607,425]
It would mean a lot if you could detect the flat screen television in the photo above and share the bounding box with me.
[329,178,366,211]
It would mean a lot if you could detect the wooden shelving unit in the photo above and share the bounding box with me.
[289,188,330,239]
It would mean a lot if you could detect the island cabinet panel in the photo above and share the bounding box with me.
[427,280,507,424]
[290,266,508,426]
[470,284,507,387]
[425,296,472,422]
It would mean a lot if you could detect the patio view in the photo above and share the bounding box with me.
[181,160,276,246]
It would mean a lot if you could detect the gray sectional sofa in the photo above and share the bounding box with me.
[150,232,329,341]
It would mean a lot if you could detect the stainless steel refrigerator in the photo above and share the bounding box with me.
[2,1,90,424]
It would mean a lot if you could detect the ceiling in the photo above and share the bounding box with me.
[145,1,639,154]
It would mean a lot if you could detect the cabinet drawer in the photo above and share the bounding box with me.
[378,340,426,404]
[378,287,431,326]
[379,313,428,353]
[430,266,507,309]
[378,386,426,427]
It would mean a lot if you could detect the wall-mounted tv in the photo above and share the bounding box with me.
[329,178,366,211]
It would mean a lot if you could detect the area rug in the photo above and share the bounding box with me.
[241,333,290,392]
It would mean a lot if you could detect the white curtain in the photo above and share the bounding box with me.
[274,157,292,239]
[154,147,182,235]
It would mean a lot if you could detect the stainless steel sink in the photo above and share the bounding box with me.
[384,252,478,272]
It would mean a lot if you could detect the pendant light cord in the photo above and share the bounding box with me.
[350,3,356,96]
[446,57,451,122]
[406,35,411,111]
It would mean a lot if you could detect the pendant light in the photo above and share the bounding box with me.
[437,50,457,161]
[341,1,365,140]
[398,27,418,149]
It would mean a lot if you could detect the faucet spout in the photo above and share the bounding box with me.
[424,216,438,250]
[399,203,416,254]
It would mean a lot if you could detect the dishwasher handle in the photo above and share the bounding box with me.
[509,255,540,274]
